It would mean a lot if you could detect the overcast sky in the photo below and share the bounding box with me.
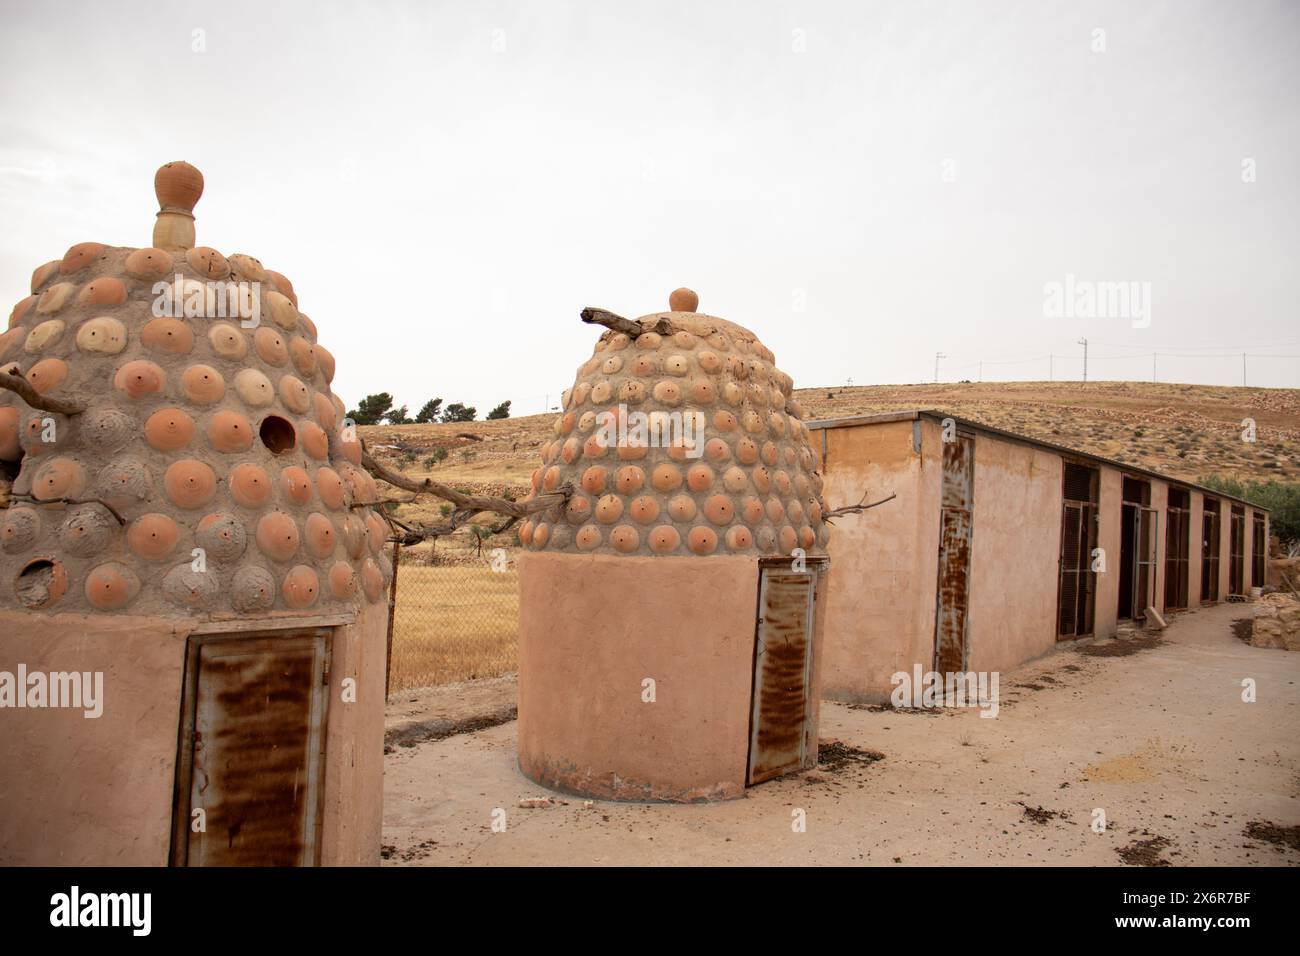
[2,0,1297,417]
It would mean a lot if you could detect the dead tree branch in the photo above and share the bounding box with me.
[362,449,569,518]
[377,504,517,547]
[0,371,85,415]
[824,491,897,522]
[580,307,676,338]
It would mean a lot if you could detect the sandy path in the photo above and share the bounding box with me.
[381,603,1299,866]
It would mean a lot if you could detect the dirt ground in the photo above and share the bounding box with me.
[381,602,1300,866]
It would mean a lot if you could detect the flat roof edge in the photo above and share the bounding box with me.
[806,408,1271,513]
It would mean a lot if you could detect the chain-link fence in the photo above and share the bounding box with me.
[384,542,521,694]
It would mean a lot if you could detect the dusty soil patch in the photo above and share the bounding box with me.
[382,603,1300,866]
[1078,636,1164,657]
[1084,739,1189,783]
[1231,618,1254,644]
[1085,753,1156,783]
[387,708,516,750]
[851,703,941,717]
[1019,802,1068,824]
[385,673,518,750]
[381,839,439,862]
[817,740,886,773]
[1244,821,1300,851]
[1117,835,1174,867]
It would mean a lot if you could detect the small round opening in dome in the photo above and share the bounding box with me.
[259,415,297,455]
[15,558,63,609]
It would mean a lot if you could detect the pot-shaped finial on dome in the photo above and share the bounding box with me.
[668,287,699,312]
[152,161,204,251]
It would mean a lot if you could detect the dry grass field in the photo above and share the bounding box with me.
[387,561,520,691]
[367,380,1299,690]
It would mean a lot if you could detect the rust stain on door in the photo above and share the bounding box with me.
[172,629,329,866]
[934,433,974,675]
[747,569,816,785]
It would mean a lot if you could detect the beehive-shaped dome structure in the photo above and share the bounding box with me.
[0,163,389,615]
[519,289,829,558]
[0,163,389,867]
[517,290,831,802]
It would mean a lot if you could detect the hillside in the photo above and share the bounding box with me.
[359,380,1299,543]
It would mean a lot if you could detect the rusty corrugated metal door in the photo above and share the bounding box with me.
[173,629,330,866]
[747,568,816,785]
[934,434,974,674]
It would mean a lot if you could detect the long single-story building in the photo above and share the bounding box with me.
[810,409,1270,703]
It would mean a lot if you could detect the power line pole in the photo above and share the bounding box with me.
[1242,353,1247,386]
[934,352,945,383]
[1077,338,1088,382]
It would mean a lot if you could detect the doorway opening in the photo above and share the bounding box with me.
[1229,504,1246,597]
[1164,488,1191,610]
[1118,477,1157,621]
[1252,512,1266,589]
[1201,497,1221,603]
[1057,461,1098,639]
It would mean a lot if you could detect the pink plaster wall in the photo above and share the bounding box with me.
[1094,466,1122,639]
[815,419,938,702]
[1150,479,1169,616]
[320,601,388,865]
[1189,490,1207,604]
[0,611,192,865]
[965,438,1062,676]
[518,550,805,801]
[1219,497,1233,599]
[0,606,386,866]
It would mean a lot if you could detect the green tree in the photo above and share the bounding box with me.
[1200,476,1300,545]
[441,403,476,423]
[346,392,394,426]
[385,405,412,425]
[415,398,443,424]
[486,400,511,420]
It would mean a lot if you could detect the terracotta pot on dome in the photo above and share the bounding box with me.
[155,162,204,211]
